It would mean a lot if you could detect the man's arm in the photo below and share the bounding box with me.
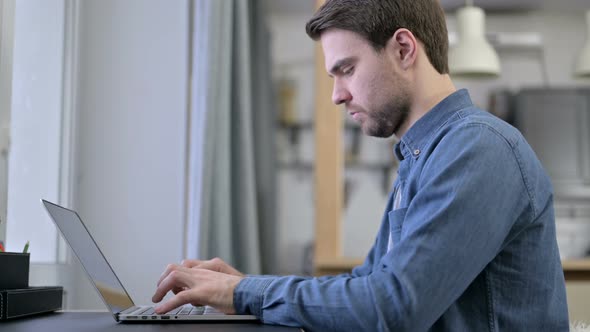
[150,242,384,315]
[233,125,535,331]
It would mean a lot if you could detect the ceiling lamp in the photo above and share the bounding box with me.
[449,1,500,77]
[574,10,590,77]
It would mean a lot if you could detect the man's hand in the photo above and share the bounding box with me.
[179,257,244,277]
[151,260,244,315]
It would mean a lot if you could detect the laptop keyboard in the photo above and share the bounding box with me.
[164,306,206,315]
[122,305,208,316]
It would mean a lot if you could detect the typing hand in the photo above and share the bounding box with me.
[180,257,244,277]
[151,264,243,315]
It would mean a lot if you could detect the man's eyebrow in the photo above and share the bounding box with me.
[328,57,356,77]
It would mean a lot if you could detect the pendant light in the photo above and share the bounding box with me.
[574,10,590,77]
[449,0,500,77]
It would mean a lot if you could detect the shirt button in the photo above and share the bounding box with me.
[413,149,420,156]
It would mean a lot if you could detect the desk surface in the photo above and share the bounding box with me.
[1,312,303,332]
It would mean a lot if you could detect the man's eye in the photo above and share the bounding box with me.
[342,67,354,75]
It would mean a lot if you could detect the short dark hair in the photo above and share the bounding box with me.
[306,0,449,74]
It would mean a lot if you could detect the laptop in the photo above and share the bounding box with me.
[41,199,258,322]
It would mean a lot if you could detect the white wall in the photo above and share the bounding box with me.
[6,0,190,309]
[70,0,189,308]
[4,0,89,310]
[0,0,14,244]
[270,14,315,274]
[5,0,65,262]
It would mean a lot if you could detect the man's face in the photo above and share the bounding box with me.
[321,29,412,138]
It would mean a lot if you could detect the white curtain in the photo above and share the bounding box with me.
[186,0,276,275]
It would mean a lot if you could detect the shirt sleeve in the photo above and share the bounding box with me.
[234,124,535,331]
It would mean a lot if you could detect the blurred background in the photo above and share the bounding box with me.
[0,0,589,323]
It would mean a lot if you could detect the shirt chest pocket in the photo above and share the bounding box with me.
[388,207,408,246]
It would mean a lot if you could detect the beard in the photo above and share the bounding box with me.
[357,69,412,138]
[353,90,411,138]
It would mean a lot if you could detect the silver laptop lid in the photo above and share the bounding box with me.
[42,199,135,317]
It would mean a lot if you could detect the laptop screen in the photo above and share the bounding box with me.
[42,200,135,314]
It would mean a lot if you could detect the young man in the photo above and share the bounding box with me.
[152,0,569,330]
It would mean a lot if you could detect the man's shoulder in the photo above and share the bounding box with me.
[444,106,523,149]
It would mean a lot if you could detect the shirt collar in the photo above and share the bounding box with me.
[394,89,474,161]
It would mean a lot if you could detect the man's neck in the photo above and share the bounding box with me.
[396,73,456,138]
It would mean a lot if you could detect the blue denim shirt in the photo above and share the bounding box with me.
[234,89,569,331]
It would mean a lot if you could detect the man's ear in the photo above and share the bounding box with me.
[388,28,418,70]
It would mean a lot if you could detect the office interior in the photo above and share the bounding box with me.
[0,0,589,325]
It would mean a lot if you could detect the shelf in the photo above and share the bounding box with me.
[553,185,590,201]
[313,258,590,280]
[278,161,395,171]
[314,257,363,275]
[562,259,590,271]
[562,259,590,281]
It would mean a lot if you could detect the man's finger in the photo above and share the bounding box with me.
[172,286,185,295]
[191,260,218,271]
[180,259,203,268]
[193,258,244,277]
[152,269,191,303]
[156,263,180,287]
[155,291,194,315]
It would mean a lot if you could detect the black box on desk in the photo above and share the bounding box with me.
[0,252,30,289]
[0,286,63,320]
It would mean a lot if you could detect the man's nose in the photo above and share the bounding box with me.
[332,81,351,105]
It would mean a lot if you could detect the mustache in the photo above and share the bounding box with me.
[345,104,365,113]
